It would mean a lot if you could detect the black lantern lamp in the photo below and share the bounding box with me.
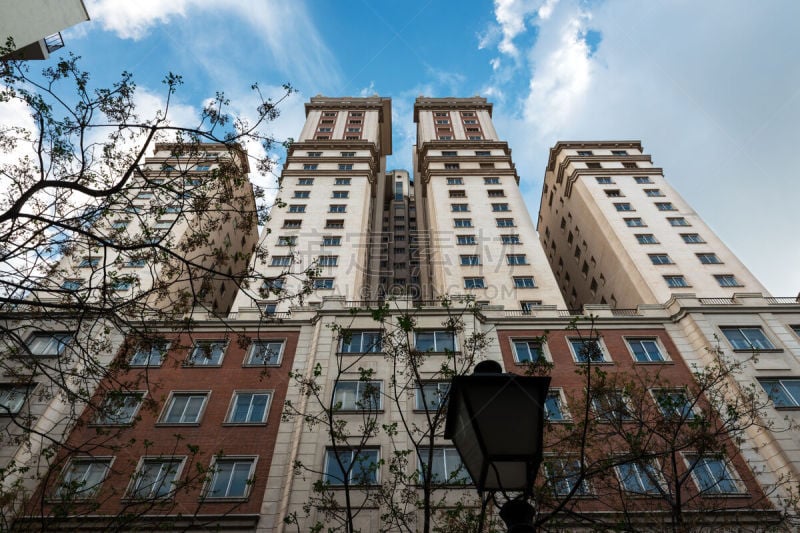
[444,360,550,532]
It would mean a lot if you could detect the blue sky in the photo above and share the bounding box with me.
[53,0,800,296]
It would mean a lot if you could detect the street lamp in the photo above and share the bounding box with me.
[444,360,550,532]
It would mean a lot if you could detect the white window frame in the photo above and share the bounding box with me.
[26,332,72,357]
[615,459,665,495]
[332,380,383,411]
[323,448,380,486]
[0,384,34,415]
[624,337,667,363]
[127,456,185,500]
[683,454,743,495]
[54,457,113,500]
[204,456,258,499]
[245,340,285,366]
[512,339,545,363]
[545,389,569,421]
[568,338,610,363]
[186,340,227,366]
[417,447,470,485]
[415,382,450,411]
[757,378,800,408]
[719,326,776,351]
[544,455,591,496]
[591,390,633,423]
[339,331,382,354]
[225,391,272,424]
[94,391,145,425]
[159,392,209,424]
[129,341,168,367]
[415,331,457,353]
[650,388,697,420]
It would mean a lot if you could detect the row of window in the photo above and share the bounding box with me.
[615,201,680,212]
[461,276,536,289]
[283,219,345,229]
[304,151,357,158]
[623,216,690,227]
[448,189,506,198]
[453,217,515,228]
[451,203,510,212]
[440,150,493,157]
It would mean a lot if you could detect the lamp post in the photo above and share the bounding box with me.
[444,360,550,532]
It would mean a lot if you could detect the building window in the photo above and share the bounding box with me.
[340,331,382,353]
[521,301,542,314]
[418,447,470,484]
[697,253,721,264]
[544,457,590,496]
[681,233,705,244]
[298,178,314,185]
[294,191,310,199]
[616,460,663,495]
[501,234,521,244]
[416,382,450,411]
[129,342,167,367]
[332,191,349,199]
[595,177,613,184]
[464,277,485,289]
[448,190,466,198]
[283,220,301,229]
[506,254,527,265]
[460,255,480,266]
[626,338,665,362]
[451,203,469,212]
[329,205,347,213]
[312,278,335,289]
[271,255,292,267]
[605,189,623,198]
[545,390,568,421]
[758,378,800,407]
[334,178,352,186]
[307,151,322,157]
[644,189,664,197]
[125,458,185,501]
[614,203,633,211]
[577,150,593,156]
[416,331,456,352]
[624,217,645,227]
[513,340,543,363]
[186,341,226,366]
[277,236,297,246]
[496,218,515,227]
[441,150,457,156]
[568,339,608,363]
[227,392,271,424]
[457,235,476,245]
[287,205,306,213]
[652,389,695,419]
[612,150,628,156]
[338,164,354,171]
[514,276,536,288]
[663,275,689,288]
[668,217,689,226]
[484,177,500,184]
[655,202,676,211]
[302,164,318,171]
[322,236,341,246]
[326,220,344,229]
[318,255,338,267]
[26,333,72,357]
[246,340,284,366]
[78,257,100,268]
[161,393,208,424]
[0,385,32,415]
[454,218,472,228]
[444,163,460,170]
[714,274,741,287]
[324,449,379,486]
[205,458,256,499]
[635,234,658,244]
[720,327,775,350]
[592,391,633,423]
[488,190,505,197]
[332,380,382,411]
[55,458,112,499]
[446,177,463,185]
[95,392,144,425]
[491,203,510,212]
[686,455,742,494]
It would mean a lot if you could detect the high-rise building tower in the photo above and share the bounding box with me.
[537,141,769,309]
[413,97,565,310]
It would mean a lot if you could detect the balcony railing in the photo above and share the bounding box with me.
[766,297,799,305]
[698,297,738,305]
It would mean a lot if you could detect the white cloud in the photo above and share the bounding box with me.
[84,0,195,40]
[491,0,558,58]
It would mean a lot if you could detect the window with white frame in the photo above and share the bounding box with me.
[635,234,658,244]
[128,458,183,499]
[615,460,664,495]
[626,338,665,362]
[418,447,470,484]
[0,385,32,415]
[506,254,527,265]
[714,274,741,287]
[720,327,775,350]
[26,333,72,357]
[456,235,476,245]
[205,457,256,498]
[649,254,673,265]
[95,392,144,425]
[685,454,742,494]
[324,449,379,486]
[591,391,632,423]
[270,255,292,267]
[313,278,335,289]
[332,380,382,410]
[545,390,568,421]
[416,382,450,411]
[227,392,271,423]
[663,275,689,288]
[514,276,535,288]
[454,218,472,227]
[55,458,112,499]
[161,393,208,424]
[464,277,485,289]
[696,253,721,264]
[246,340,284,365]
[460,255,480,266]
[652,389,696,419]
[758,378,800,408]
[513,340,543,363]
[186,341,226,366]
[340,331,382,353]
[544,457,590,496]
[129,341,168,367]
[568,339,608,363]
[318,255,338,267]
[415,331,456,352]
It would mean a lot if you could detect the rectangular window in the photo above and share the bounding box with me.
[227,392,271,423]
[513,340,542,363]
[444,163,460,170]
[283,220,301,228]
[624,218,645,227]
[293,191,310,199]
[96,392,144,425]
[277,236,297,246]
[326,220,344,229]
[287,205,306,213]
[622,162,638,168]
[484,177,500,184]
[616,460,663,495]
[652,389,695,419]
[715,274,741,287]
[298,178,314,185]
[577,150,593,156]
[612,150,628,156]
[161,393,208,424]
[496,218,515,227]
[545,390,568,421]
[318,255,338,267]
[307,152,322,157]
[605,189,622,197]
[758,378,800,407]
[491,203,510,212]
[595,177,612,184]
[668,217,689,226]
[626,338,665,362]
[27,333,72,357]
[129,458,183,499]
[614,203,633,211]
[329,205,346,213]
[720,327,775,350]
[55,458,112,499]
[416,382,450,411]
[322,236,341,246]
[312,278,335,289]
[697,253,721,264]
[514,276,536,288]
[340,151,356,157]
[449,190,466,198]
[488,190,505,197]
[79,258,100,268]
[644,189,664,197]
[416,331,456,352]
[634,176,653,184]
[270,256,292,267]
[129,341,167,367]
[335,178,351,185]
[324,449,379,486]
[460,255,480,266]
[463,277,485,289]
[506,254,527,265]
[0,385,32,415]
[441,150,457,156]
[246,340,284,365]
[457,235,476,245]
[655,202,676,211]
[338,164,354,171]
[521,301,542,314]
[340,331,382,353]
[332,191,349,199]
[451,203,469,212]
[333,380,382,410]
[206,458,256,498]
[663,275,689,288]
[446,177,463,185]
[501,234,521,244]
[454,218,472,228]
[681,233,705,244]
[302,164,317,170]
[686,455,742,494]
[568,339,607,363]
[636,234,659,244]
[418,447,470,484]
[186,341,226,366]
[545,457,590,496]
